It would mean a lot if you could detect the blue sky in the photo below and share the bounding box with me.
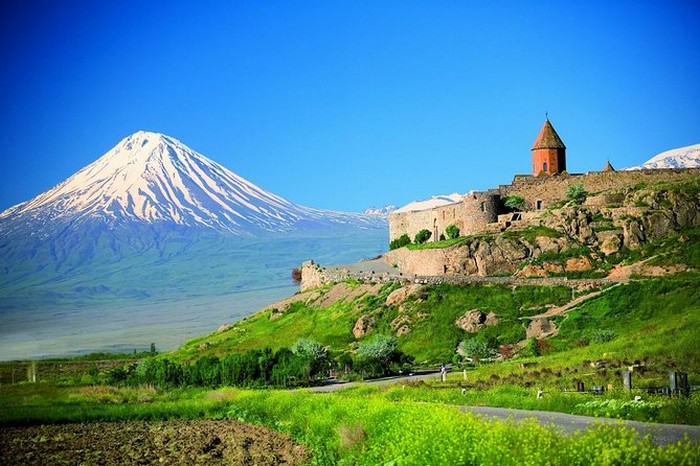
[1,1,698,213]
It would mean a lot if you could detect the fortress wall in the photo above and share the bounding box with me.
[500,168,700,211]
[390,191,503,241]
[389,209,435,241]
[390,169,699,242]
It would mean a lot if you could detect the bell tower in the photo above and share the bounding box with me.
[531,118,566,176]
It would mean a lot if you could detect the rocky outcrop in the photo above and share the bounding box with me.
[455,310,499,333]
[526,317,557,340]
[385,285,426,306]
[353,315,375,339]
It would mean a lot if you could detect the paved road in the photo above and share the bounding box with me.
[462,405,699,446]
[307,373,699,446]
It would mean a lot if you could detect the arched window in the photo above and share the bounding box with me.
[543,162,548,173]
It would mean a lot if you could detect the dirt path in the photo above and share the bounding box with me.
[0,419,308,466]
[528,282,623,320]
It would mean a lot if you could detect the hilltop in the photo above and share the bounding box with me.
[173,174,700,393]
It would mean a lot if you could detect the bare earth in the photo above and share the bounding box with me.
[0,419,308,465]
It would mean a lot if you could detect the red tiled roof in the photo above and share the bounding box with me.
[532,119,566,150]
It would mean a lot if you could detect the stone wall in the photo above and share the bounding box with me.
[389,190,502,242]
[501,168,700,211]
[389,168,699,241]
[300,255,610,292]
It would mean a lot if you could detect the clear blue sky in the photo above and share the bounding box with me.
[1,1,698,213]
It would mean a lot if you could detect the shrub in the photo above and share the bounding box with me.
[504,194,525,211]
[445,224,460,239]
[458,339,492,362]
[291,268,302,285]
[414,229,432,244]
[590,329,616,343]
[565,183,587,204]
[389,234,411,250]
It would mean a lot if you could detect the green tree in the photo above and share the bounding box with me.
[565,183,587,204]
[458,338,492,362]
[445,224,460,239]
[414,229,432,244]
[504,194,525,211]
[389,234,411,250]
[292,338,330,380]
[356,334,411,378]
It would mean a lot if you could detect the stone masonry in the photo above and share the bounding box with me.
[389,168,700,243]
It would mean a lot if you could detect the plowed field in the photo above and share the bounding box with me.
[0,419,308,465]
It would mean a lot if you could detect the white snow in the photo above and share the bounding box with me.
[625,143,700,170]
[394,193,466,213]
[0,131,383,234]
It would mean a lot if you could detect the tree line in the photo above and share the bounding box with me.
[105,335,412,389]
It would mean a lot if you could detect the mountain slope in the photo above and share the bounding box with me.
[626,143,700,170]
[0,131,388,360]
[0,131,380,236]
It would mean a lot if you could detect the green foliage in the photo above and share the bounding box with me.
[414,229,432,244]
[389,234,411,250]
[524,337,540,357]
[458,339,492,362]
[590,329,617,343]
[355,334,411,378]
[565,182,587,204]
[502,225,563,243]
[504,194,525,211]
[406,237,465,250]
[445,224,460,239]
[225,389,700,465]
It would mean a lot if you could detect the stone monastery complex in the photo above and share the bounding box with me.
[389,118,696,243]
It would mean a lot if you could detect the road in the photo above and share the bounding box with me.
[307,372,699,446]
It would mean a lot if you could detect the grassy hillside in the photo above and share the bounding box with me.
[172,273,699,386]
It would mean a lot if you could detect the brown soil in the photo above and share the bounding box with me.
[0,419,308,465]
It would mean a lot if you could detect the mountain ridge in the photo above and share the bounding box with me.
[0,131,383,236]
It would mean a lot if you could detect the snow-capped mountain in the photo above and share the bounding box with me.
[626,143,700,170]
[394,193,466,213]
[0,131,389,359]
[364,205,397,217]
[0,131,381,235]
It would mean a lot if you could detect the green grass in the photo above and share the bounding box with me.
[406,236,466,250]
[396,283,573,363]
[502,225,563,242]
[227,388,699,465]
[0,384,235,426]
[4,383,698,464]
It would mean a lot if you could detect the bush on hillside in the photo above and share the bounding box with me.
[414,229,432,244]
[291,268,302,285]
[389,234,411,250]
[566,183,587,204]
[355,334,412,378]
[445,224,460,239]
[504,194,526,211]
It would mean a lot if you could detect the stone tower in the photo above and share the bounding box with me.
[531,118,566,176]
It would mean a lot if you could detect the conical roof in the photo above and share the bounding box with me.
[532,119,566,150]
[602,160,615,172]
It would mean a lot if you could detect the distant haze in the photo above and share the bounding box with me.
[0,132,387,360]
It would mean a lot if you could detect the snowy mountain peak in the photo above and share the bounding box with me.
[1,131,383,235]
[626,143,700,170]
[395,193,466,213]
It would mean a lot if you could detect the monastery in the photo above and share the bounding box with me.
[389,119,695,243]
